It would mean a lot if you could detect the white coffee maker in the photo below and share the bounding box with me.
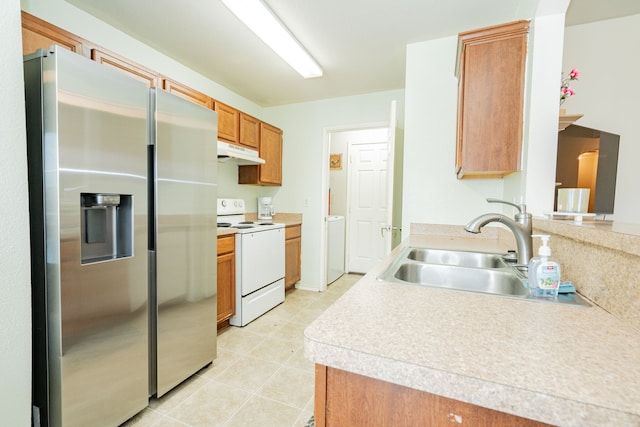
[257,196,275,221]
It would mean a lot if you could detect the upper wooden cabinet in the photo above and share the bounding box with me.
[92,48,159,88]
[21,11,88,57]
[214,101,239,143]
[161,77,213,109]
[239,122,283,186]
[455,20,529,179]
[239,113,260,150]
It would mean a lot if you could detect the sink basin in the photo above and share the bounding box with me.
[406,248,508,268]
[385,263,529,296]
[378,246,590,306]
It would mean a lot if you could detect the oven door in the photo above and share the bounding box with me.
[237,228,285,295]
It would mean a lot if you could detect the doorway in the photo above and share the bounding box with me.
[326,127,393,278]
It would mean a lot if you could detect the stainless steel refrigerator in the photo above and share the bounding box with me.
[148,88,217,398]
[25,46,217,427]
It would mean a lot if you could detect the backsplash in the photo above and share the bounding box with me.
[533,218,640,332]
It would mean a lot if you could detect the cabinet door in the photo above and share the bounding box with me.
[92,48,159,88]
[260,123,283,185]
[22,11,87,56]
[316,365,552,427]
[162,77,213,109]
[285,226,301,290]
[217,249,235,324]
[239,113,260,150]
[455,21,529,179]
[238,122,283,186]
[215,101,239,143]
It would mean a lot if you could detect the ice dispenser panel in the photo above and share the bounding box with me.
[81,193,133,264]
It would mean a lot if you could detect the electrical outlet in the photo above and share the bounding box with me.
[304,198,309,207]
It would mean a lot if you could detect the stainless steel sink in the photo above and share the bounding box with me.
[391,262,529,296]
[378,246,590,306]
[406,248,508,268]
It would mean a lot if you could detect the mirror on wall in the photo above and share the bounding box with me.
[555,125,620,215]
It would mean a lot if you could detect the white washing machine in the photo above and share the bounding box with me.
[327,215,345,285]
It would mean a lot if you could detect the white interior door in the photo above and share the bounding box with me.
[347,141,390,273]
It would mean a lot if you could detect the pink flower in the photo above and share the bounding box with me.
[560,68,580,104]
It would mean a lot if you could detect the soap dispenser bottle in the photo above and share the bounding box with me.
[528,235,561,298]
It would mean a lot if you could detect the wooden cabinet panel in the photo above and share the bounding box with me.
[21,11,87,56]
[238,122,283,185]
[284,225,301,290]
[455,20,529,179]
[239,113,260,150]
[92,48,159,87]
[162,77,213,109]
[217,235,235,326]
[315,365,552,427]
[215,101,239,143]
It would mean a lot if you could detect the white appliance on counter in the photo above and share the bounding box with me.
[217,199,285,326]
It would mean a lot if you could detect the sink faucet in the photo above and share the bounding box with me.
[464,198,533,266]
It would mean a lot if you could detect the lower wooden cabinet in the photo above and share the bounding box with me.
[217,234,236,329]
[284,225,301,290]
[314,365,552,427]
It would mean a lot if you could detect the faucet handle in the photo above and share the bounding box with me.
[486,198,527,214]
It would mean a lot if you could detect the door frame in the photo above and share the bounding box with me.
[321,121,388,288]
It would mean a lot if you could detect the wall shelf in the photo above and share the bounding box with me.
[559,112,583,131]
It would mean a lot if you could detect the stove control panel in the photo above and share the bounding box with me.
[217,198,245,215]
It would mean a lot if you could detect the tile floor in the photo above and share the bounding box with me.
[122,274,361,427]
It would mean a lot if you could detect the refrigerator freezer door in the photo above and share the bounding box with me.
[151,89,217,397]
[25,47,149,427]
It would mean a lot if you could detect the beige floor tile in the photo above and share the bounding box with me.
[216,327,265,355]
[120,407,166,427]
[196,348,238,381]
[248,335,302,364]
[166,380,251,427]
[214,355,281,393]
[286,347,315,373]
[269,319,308,342]
[257,365,315,409]
[148,374,210,414]
[290,306,327,325]
[293,410,314,427]
[242,310,290,335]
[223,395,301,427]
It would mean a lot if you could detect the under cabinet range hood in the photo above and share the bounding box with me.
[217,140,265,164]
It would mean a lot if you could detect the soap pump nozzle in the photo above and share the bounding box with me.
[532,234,551,257]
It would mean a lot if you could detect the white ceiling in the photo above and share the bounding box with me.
[65,0,640,107]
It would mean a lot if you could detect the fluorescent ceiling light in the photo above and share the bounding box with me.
[221,0,323,79]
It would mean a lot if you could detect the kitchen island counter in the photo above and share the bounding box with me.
[304,231,640,426]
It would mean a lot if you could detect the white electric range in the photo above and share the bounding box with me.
[217,198,285,326]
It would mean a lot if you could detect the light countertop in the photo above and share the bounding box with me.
[216,227,237,237]
[304,233,640,426]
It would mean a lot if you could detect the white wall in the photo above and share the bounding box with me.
[402,35,505,234]
[562,14,640,223]
[264,91,405,290]
[1,0,33,424]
